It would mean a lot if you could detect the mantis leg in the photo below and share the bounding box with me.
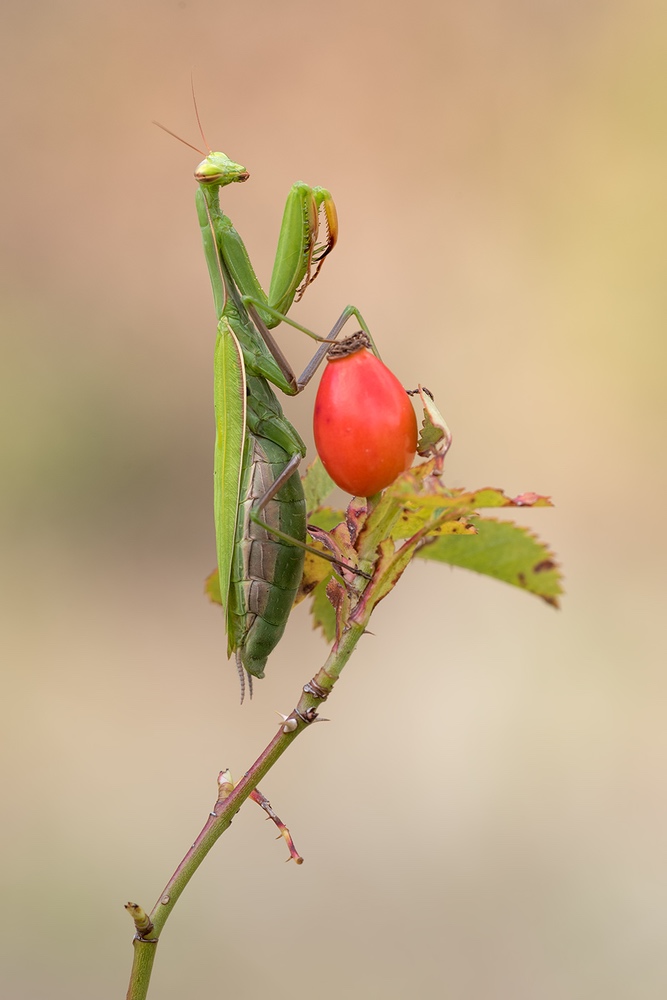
[249,453,370,580]
[242,298,380,392]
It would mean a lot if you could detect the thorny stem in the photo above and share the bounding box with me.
[125,621,366,1000]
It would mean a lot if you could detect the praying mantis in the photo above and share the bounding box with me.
[156,118,373,700]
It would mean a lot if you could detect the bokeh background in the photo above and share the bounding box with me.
[2,2,666,997]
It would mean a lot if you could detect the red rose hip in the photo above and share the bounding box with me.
[313,332,418,497]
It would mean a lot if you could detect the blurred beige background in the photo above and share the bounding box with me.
[2,1,666,997]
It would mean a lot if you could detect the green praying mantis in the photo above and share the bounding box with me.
[156,118,374,700]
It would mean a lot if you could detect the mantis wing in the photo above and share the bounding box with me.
[213,317,247,639]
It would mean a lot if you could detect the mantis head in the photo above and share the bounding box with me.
[153,115,249,189]
[195,152,249,188]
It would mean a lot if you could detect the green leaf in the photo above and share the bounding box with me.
[310,575,337,642]
[416,517,563,606]
[302,457,336,516]
[307,505,345,531]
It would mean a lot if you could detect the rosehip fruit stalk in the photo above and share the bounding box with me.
[313,331,418,497]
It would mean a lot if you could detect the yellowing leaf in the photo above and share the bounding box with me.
[205,568,222,606]
[294,545,332,606]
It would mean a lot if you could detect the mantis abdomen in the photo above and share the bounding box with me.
[227,427,306,680]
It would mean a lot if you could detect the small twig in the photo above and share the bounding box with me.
[250,788,304,864]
